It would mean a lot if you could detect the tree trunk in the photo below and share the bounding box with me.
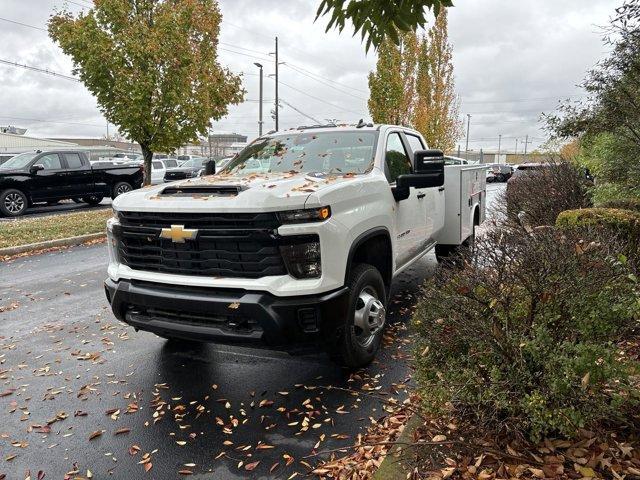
[140,144,153,186]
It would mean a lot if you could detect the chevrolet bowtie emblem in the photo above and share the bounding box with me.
[159,225,198,243]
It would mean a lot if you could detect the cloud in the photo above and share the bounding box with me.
[0,0,621,151]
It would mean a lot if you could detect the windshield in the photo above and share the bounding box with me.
[180,158,206,168]
[221,131,377,176]
[0,152,37,170]
[177,155,191,161]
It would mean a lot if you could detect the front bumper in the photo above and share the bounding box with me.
[104,278,350,351]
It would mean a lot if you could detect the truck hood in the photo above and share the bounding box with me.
[113,171,362,212]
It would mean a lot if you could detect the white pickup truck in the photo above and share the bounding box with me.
[104,124,486,367]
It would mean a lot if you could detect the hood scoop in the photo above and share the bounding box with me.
[161,184,245,197]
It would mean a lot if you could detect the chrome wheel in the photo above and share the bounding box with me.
[115,184,132,196]
[353,286,386,348]
[4,192,25,214]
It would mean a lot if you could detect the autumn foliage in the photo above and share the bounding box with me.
[413,226,640,441]
[48,0,244,184]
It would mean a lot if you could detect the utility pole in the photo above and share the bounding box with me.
[523,134,530,157]
[274,37,279,131]
[497,134,502,161]
[465,114,471,154]
[254,63,263,136]
[515,138,518,156]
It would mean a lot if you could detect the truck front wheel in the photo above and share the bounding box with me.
[335,263,387,369]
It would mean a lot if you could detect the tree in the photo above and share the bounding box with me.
[367,32,418,125]
[316,0,453,51]
[49,0,244,185]
[545,0,640,202]
[413,10,462,151]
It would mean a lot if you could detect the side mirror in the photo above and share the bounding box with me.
[414,149,445,174]
[204,159,216,175]
[30,164,44,174]
[391,150,445,202]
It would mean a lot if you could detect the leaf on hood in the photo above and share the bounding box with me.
[88,430,103,441]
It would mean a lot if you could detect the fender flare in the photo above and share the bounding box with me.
[344,226,393,286]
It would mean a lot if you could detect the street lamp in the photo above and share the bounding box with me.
[254,62,263,136]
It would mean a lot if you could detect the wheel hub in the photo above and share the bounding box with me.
[4,193,25,214]
[353,287,385,348]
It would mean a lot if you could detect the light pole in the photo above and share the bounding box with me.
[465,114,471,154]
[274,37,279,131]
[497,134,502,161]
[254,62,263,136]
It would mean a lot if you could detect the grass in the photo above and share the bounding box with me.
[0,209,111,249]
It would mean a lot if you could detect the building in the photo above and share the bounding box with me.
[49,137,141,153]
[0,132,78,154]
[177,133,249,159]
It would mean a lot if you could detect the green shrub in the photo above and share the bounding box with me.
[557,208,640,271]
[599,197,640,212]
[413,227,640,442]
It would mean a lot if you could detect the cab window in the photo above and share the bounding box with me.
[384,133,411,183]
[64,153,84,169]
[405,134,425,153]
[37,154,62,170]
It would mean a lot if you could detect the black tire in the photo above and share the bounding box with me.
[0,189,28,217]
[112,182,133,199]
[435,244,457,263]
[334,263,387,369]
[82,195,104,206]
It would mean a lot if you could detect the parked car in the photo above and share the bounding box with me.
[105,124,486,367]
[160,158,180,169]
[485,163,513,182]
[164,157,208,182]
[176,154,204,163]
[444,155,473,165]
[0,150,143,217]
[150,160,166,185]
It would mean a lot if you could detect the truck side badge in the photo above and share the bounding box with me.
[159,225,198,243]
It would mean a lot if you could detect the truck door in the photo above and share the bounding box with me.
[402,132,445,242]
[61,152,94,197]
[383,131,428,268]
[29,153,66,201]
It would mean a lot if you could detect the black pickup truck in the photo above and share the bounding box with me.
[0,150,143,217]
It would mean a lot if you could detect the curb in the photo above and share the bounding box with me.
[0,232,106,257]
[371,414,423,480]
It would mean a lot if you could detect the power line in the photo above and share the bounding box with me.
[283,61,369,95]
[282,63,367,101]
[0,115,103,128]
[0,58,80,82]
[271,77,365,117]
[0,17,47,31]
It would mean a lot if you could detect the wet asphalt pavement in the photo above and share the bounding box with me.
[0,184,504,479]
[0,243,433,480]
[0,200,111,223]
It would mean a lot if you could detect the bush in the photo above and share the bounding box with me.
[413,227,639,441]
[557,208,640,271]
[599,198,640,212]
[503,160,592,228]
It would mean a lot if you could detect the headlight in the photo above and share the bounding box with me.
[280,237,321,279]
[278,206,331,224]
[106,213,121,263]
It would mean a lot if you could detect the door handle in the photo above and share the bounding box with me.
[417,193,426,199]
[438,187,445,192]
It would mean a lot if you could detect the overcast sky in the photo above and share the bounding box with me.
[0,0,620,152]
